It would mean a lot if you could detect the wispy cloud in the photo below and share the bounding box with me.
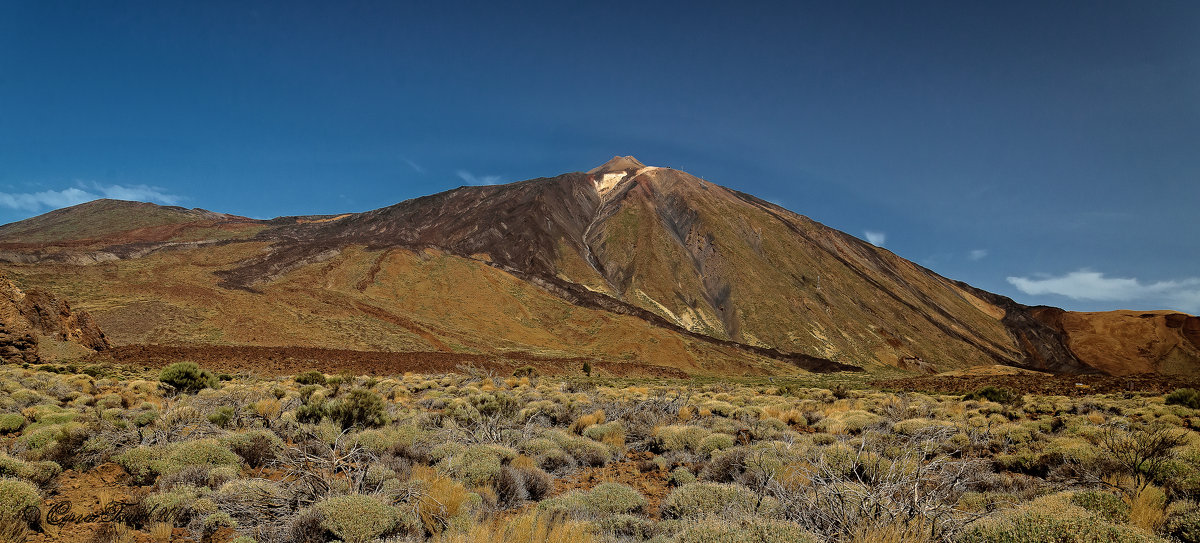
[1007,269,1200,313]
[968,249,988,261]
[456,170,503,186]
[403,158,425,174]
[863,230,886,247]
[90,183,180,204]
[0,182,181,212]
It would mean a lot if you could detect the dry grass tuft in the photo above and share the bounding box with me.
[434,511,594,543]
[571,409,606,434]
[149,521,173,542]
[252,398,282,420]
[1128,484,1168,532]
[415,465,473,535]
[845,518,936,543]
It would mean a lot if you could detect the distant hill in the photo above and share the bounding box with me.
[1,157,1192,376]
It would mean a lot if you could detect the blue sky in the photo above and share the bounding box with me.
[2,1,1198,314]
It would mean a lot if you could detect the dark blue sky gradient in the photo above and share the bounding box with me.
[2,1,1198,312]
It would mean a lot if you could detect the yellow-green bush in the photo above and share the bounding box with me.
[654,425,712,453]
[582,421,624,445]
[159,362,217,394]
[437,445,502,487]
[1164,500,1200,543]
[142,484,219,526]
[661,482,781,520]
[815,409,882,434]
[16,421,83,460]
[221,429,285,468]
[892,417,956,436]
[1069,490,1129,523]
[597,513,655,540]
[699,433,736,457]
[957,494,1164,543]
[315,494,409,543]
[537,482,646,518]
[0,452,60,486]
[0,413,25,433]
[676,517,819,543]
[669,467,697,486]
[0,477,39,526]
[544,429,612,466]
[435,510,595,543]
[117,439,241,484]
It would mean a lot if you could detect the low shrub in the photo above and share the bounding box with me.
[570,409,606,434]
[437,445,502,487]
[215,478,291,527]
[1166,388,1200,410]
[963,386,1020,405]
[0,477,40,528]
[117,439,241,484]
[537,482,646,518]
[670,466,697,486]
[654,425,711,453]
[202,511,236,534]
[676,517,819,543]
[222,429,285,468]
[1069,490,1129,523]
[495,464,552,506]
[699,433,736,457]
[207,406,235,428]
[958,494,1163,543]
[661,482,781,520]
[0,413,24,433]
[414,465,478,535]
[295,401,325,424]
[542,430,612,467]
[597,514,655,540]
[582,421,625,448]
[0,452,61,486]
[142,484,219,526]
[1165,500,1200,543]
[326,388,386,430]
[435,510,595,543]
[353,424,425,455]
[294,371,327,386]
[315,494,406,543]
[158,362,217,394]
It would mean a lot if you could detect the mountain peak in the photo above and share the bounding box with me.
[588,155,646,175]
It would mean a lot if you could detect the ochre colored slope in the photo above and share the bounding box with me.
[2,244,797,376]
[572,166,1066,371]
[1031,308,1200,376]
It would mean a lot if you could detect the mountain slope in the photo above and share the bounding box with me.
[0,157,1190,376]
[1030,308,1200,376]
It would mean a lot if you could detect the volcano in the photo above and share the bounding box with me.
[1,157,1195,376]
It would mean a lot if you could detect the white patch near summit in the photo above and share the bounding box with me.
[594,172,627,195]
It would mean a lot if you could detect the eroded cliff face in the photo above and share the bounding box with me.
[1029,308,1200,376]
[0,279,39,364]
[0,275,109,364]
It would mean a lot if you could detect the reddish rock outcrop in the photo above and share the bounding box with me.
[0,275,109,364]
